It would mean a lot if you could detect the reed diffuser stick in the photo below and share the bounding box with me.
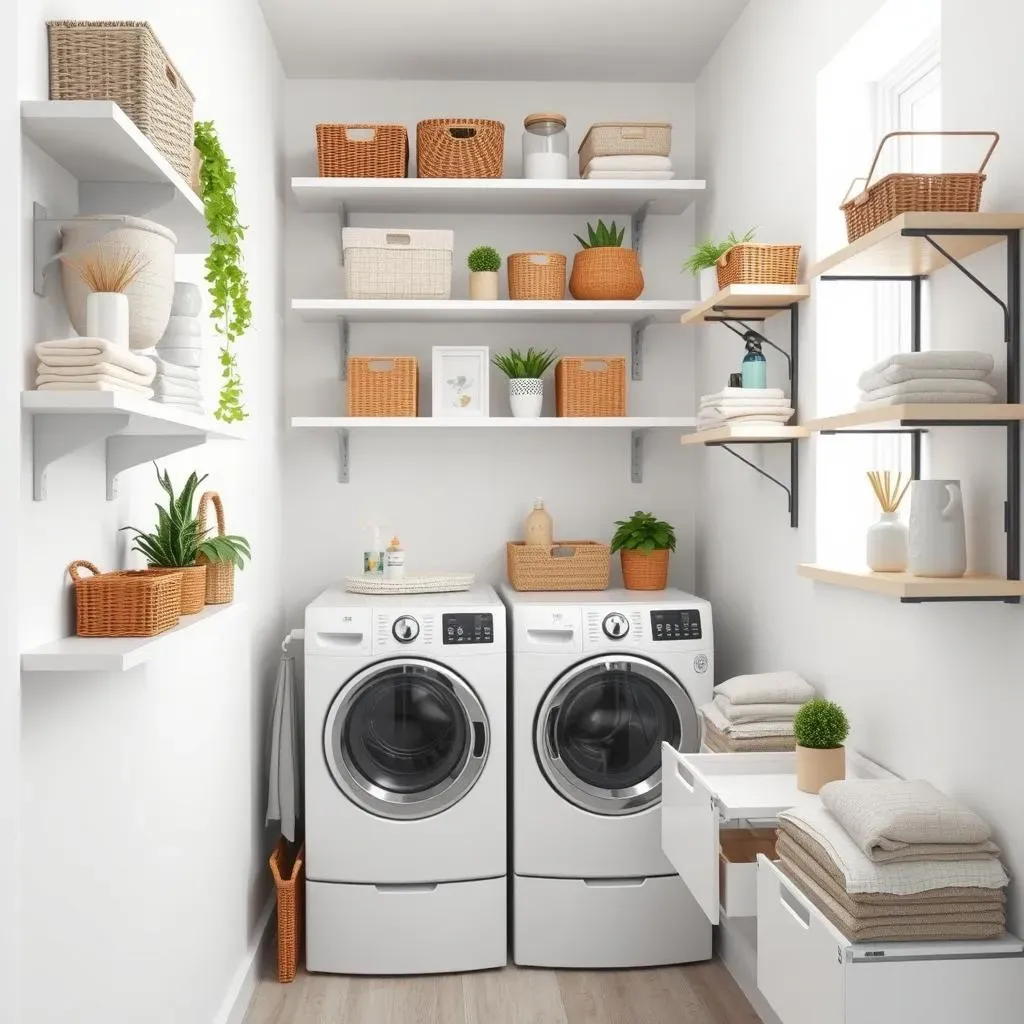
[61,245,149,293]
[867,470,910,513]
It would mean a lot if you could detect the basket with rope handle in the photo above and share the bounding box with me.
[67,559,182,637]
[197,491,235,605]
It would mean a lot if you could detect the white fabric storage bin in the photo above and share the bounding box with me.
[343,228,453,299]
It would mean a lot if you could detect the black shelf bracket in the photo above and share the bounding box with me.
[715,442,798,528]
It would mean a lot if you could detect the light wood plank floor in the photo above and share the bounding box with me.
[243,961,762,1024]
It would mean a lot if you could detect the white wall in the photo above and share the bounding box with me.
[17,3,286,1022]
[695,0,1024,932]
[283,80,699,620]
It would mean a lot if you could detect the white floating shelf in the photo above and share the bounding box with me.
[679,284,810,326]
[679,423,808,446]
[798,565,1024,601]
[22,603,243,673]
[22,391,245,501]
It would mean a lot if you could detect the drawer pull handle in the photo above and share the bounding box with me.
[778,879,811,929]
[583,877,646,888]
[675,761,695,792]
[374,883,438,893]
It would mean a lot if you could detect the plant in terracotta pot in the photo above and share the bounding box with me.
[569,220,644,300]
[682,228,756,300]
[611,511,676,590]
[793,698,850,794]
[468,245,502,300]
[492,347,557,418]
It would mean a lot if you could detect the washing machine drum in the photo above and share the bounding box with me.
[324,658,489,820]
[536,654,699,815]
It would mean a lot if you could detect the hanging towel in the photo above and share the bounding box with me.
[858,351,994,391]
[36,361,156,386]
[714,670,815,705]
[35,337,157,376]
[266,649,300,843]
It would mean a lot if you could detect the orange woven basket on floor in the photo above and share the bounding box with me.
[716,244,801,288]
[68,560,182,637]
[507,252,566,300]
[347,356,418,416]
[315,123,408,177]
[556,357,626,417]
[416,118,505,178]
[197,491,234,605]
[269,840,304,983]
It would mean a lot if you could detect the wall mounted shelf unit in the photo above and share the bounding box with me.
[797,566,1024,602]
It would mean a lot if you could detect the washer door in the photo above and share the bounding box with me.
[535,654,699,815]
[324,658,489,820]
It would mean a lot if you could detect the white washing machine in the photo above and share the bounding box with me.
[304,586,507,975]
[502,585,713,969]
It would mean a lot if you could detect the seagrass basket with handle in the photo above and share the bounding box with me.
[197,491,235,604]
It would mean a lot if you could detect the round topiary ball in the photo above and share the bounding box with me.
[793,698,849,750]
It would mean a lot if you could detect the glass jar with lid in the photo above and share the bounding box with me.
[522,113,570,179]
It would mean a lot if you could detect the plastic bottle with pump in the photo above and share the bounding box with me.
[385,537,406,580]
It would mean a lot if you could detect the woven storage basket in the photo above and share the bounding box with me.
[716,244,801,288]
[148,565,207,615]
[47,21,195,180]
[316,123,409,178]
[507,252,567,300]
[416,118,505,178]
[621,549,670,591]
[578,122,671,177]
[348,356,418,417]
[841,131,999,242]
[269,840,304,984]
[343,228,453,299]
[197,491,235,605]
[568,248,644,300]
[507,541,610,592]
[556,356,627,417]
[68,560,182,637]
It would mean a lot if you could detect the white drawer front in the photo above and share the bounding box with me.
[720,829,776,918]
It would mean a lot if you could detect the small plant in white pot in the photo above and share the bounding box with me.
[683,228,755,300]
[468,245,502,300]
[492,347,556,418]
[793,698,850,794]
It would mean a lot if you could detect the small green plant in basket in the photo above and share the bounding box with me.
[569,220,644,300]
[611,511,676,591]
[574,219,626,249]
[682,228,757,276]
[794,698,850,794]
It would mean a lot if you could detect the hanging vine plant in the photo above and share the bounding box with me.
[193,120,251,423]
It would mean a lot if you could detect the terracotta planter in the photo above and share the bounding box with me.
[796,744,846,794]
[149,564,207,614]
[620,548,669,591]
[569,248,644,300]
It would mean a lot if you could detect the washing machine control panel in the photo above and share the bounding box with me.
[392,615,420,643]
[650,608,702,641]
[443,612,494,645]
[602,612,630,639]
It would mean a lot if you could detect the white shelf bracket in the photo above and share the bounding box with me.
[630,316,654,381]
[106,433,207,500]
[33,203,59,297]
[32,413,129,500]
[630,429,645,484]
[337,428,350,483]
[631,201,652,255]
[338,319,350,380]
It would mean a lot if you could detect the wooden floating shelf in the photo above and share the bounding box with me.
[806,403,1024,432]
[679,284,810,325]
[811,213,1024,279]
[292,416,697,430]
[798,565,1024,600]
[680,424,808,446]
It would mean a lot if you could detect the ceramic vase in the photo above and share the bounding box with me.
[699,267,719,301]
[866,512,908,572]
[509,378,543,418]
[86,292,129,348]
[796,745,846,794]
[908,480,967,578]
[469,271,499,300]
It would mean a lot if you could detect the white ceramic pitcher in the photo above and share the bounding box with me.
[908,479,967,578]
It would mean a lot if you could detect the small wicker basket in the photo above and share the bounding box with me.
[348,356,419,417]
[316,123,409,178]
[506,541,611,592]
[416,118,505,178]
[269,840,304,984]
[148,565,207,615]
[556,357,627,417]
[716,244,801,288]
[621,549,670,591]
[507,252,566,300]
[197,491,235,605]
[68,560,182,637]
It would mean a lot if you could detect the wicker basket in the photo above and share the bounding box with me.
[343,228,453,299]
[507,252,567,300]
[621,549,670,591]
[841,131,999,242]
[68,560,182,637]
[556,357,627,417]
[716,244,801,288]
[316,123,409,178]
[197,491,235,605]
[148,565,207,615]
[348,356,418,417]
[507,541,610,592]
[269,840,304,984]
[47,21,195,181]
[569,248,644,300]
[578,122,671,177]
[416,119,505,178]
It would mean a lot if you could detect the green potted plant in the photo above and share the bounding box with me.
[683,228,756,300]
[793,698,850,794]
[569,220,644,300]
[468,245,502,300]
[492,347,557,418]
[610,511,677,590]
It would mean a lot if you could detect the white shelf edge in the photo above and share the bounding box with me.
[290,416,699,429]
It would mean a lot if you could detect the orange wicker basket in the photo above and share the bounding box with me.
[507,541,610,591]
[148,564,207,614]
[68,560,182,637]
[269,840,304,983]
[348,356,418,417]
[507,251,566,300]
[197,491,234,605]
[416,118,505,178]
[315,123,408,178]
[568,248,644,300]
[621,549,670,591]
[716,244,801,288]
[556,357,627,417]
[841,130,998,242]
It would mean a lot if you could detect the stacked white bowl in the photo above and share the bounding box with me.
[157,282,203,367]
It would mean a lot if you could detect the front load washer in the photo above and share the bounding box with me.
[502,585,713,969]
[304,586,506,975]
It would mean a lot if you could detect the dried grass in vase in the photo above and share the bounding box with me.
[61,245,149,293]
[867,470,910,513]
[866,470,910,572]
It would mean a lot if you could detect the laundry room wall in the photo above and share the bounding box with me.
[16,3,287,1023]
[694,0,1024,933]
[283,79,699,622]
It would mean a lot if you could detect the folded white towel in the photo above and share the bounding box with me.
[702,387,786,403]
[701,701,796,738]
[714,694,801,723]
[702,406,795,423]
[152,378,203,400]
[584,169,675,180]
[35,337,156,377]
[37,380,155,399]
[702,397,793,409]
[860,378,997,400]
[584,155,674,171]
[36,360,156,386]
[715,671,815,705]
[858,392,995,409]
[858,351,994,392]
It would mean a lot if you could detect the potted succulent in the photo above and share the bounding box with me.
[468,245,502,300]
[610,511,676,590]
[683,228,756,300]
[492,347,557,418]
[793,698,850,794]
[569,220,644,300]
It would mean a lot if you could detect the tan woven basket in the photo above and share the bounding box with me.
[841,131,998,242]
[507,541,610,592]
[507,252,567,300]
[270,840,304,984]
[197,491,234,605]
[556,357,627,417]
[569,248,644,300]
[316,123,409,178]
[416,119,505,178]
[149,565,207,615]
[348,356,418,417]
[68,561,182,637]
[578,122,671,176]
[716,244,801,288]
[621,549,670,591]
[47,21,195,181]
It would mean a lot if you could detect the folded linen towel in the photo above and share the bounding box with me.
[37,380,155,399]
[702,397,793,410]
[702,405,795,423]
[152,378,202,400]
[858,351,995,391]
[697,410,795,427]
[584,155,674,172]
[584,169,675,180]
[35,337,156,377]
[858,391,995,408]
[713,694,800,723]
[701,700,795,739]
[701,386,786,403]
[860,378,997,400]
[36,360,156,386]
[703,717,796,753]
[714,671,815,706]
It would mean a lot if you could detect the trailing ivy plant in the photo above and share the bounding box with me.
[194,120,251,423]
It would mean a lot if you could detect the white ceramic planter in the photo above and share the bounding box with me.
[699,267,719,301]
[909,479,967,578]
[866,512,908,572]
[469,271,499,300]
[509,378,543,418]
[171,281,203,317]
[86,292,129,349]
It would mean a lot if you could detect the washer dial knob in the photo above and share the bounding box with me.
[602,612,630,640]
[392,615,420,643]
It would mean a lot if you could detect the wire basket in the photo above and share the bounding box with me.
[507,252,566,300]
[348,356,419,417]
[197,491,234,605]
[507,541,610,592]
[68,560,182,637]
[716,244,801,287]
[416,118,505,178]
[556,357,627,417]
[269,840,304,984]
[315,123,408,177]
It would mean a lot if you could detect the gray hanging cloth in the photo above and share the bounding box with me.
[266,644,300,842]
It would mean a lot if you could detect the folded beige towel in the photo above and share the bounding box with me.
[36,361,156,386]
[701,701,795,739]
[714,671,815,706]
[702,717,796,753]
[714,694,799,723]
[35,337,155,376]
[858,351,994,391]
[36,375,154,396]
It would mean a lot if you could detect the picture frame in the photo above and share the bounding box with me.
[431,346,490,418]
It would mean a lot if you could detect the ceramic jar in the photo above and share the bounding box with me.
[908,480,967,578]
[866,512,908,572]
[509,378,543,418]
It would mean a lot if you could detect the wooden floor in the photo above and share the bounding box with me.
[243,961,761,1024]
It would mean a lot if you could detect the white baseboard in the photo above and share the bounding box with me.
[213,896,276,1024]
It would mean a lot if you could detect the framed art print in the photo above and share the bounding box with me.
[431,345,489,418]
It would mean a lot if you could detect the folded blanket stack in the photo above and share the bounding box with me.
[35,338,156,398]
[582,155,675,180]
[697,387,795,429]
[145,352,204,415]
[777,782,1009,942]
[857,351,997,408]
[699,671,815,752]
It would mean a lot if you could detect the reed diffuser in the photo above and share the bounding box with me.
[866,470,910,572]
[61,246,149,349]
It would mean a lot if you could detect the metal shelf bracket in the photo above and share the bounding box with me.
[631,201,652,255]
[337,428,350,483]
[338,320,350,380]
[717,442,798,528]
[630,430,644,484]
[630,317,654,381]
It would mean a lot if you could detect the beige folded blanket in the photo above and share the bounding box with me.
[819,779,999,863]
[714,694,799,723]
[701,701,795,738]
[36,361,156,386]
[35,337,155,376]
[714,671,814,705]
[702,718,796,753]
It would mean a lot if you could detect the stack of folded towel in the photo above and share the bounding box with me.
[145,352,204,414]
[35,338,156,398]
[777,780,1008,942]
[697,387,795,429]
[700,671,815,752]
[582,155,675,180]
[858,351,997,408]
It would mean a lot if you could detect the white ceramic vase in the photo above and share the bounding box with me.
[908,479,967,578]
[469,271,499,300]
[699,267,719,300]
[86,292,129,348]
[509,378,543,418]
[171,281,203,317]
[866,512,908,572]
